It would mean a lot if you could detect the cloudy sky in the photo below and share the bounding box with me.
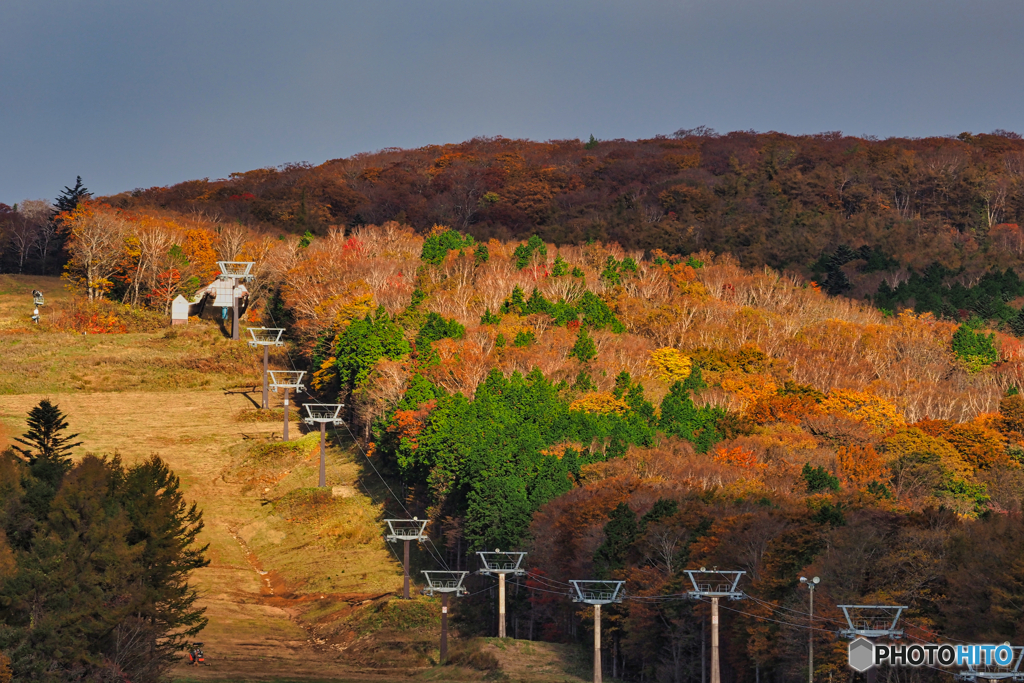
[2,0,1023,205]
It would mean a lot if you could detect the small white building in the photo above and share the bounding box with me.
[171,295,190,326]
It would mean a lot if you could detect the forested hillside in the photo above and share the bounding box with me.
[9,130,1024,681]
[37,198,1024,680]
[98,129,1024,319]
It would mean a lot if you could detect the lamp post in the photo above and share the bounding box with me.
[800,576,820,683]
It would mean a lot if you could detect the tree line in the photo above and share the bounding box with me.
[109,130,1024,297]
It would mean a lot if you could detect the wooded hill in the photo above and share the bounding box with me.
[18,128,1024,681]
[32,198,1024,680]
[106,130,1024,317]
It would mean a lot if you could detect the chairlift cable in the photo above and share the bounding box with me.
[261,307,451,571]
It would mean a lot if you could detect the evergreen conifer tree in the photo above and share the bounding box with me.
[54,176,90,214]
[12,399,81,476]
[570,327,597,363]
[594,502,638,577]
[1010,309,1024,337]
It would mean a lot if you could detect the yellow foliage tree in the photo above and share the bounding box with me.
[883,427,972,480]
[944,423,1009,470]
[182,228,220,285]
[821,389,905,433]
[570,392,630,415]
[648,347,692,384]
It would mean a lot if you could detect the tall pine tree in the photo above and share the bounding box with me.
[54,176,90,214]
[12,399,81,478]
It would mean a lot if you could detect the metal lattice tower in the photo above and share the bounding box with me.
[303,403,344,488]
[477,550,527,638]
[216,261,254,340]
[685,569,746,683]
[268,370,305,441]
[571,580,625,683]
[955,646,1024,681]
[385,519,429,600]
[247,328,285,410]
[422,570,469,664]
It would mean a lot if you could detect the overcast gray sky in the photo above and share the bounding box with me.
[2,0,1023,205]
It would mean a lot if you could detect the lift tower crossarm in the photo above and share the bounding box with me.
[421,571,469,665]
[384,519,429,600]
[570,580,625,683]
[683,569,747,683]
[837,605,907,640]
[477,551,527,639]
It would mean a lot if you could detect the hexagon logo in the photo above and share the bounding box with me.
[848,637,875,672]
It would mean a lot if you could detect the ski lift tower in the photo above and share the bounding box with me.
[955,646,1024,682]
[385,519,430,600]
[477,550,527,638]
[303,403,344,487]
[422,571,468,664]
[685,569,746,683]
[247,328,285,409]
[268,370,305,441]
[216,261,253,341]
[571,580,625,683]
[838,605,906,683]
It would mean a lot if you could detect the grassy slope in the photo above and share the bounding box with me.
[0,279,588,683]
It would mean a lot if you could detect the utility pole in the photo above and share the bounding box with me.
[570,580,625,683]
[800,576,820,683]
[247,328,284,409]
[302,403,344,487]
[838,604,906,683]
[385,519,429,599]
[477,550,527,638]
[268,371,305,442]
[422,571,468,664]
[685,569,746,683]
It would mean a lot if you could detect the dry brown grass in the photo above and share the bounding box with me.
[0,279,591,682]
[0,323,273,394]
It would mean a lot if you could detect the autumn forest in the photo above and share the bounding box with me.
[6,130,1024,682]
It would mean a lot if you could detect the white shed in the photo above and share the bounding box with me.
[171,295,190,325]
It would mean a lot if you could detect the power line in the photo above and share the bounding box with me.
[692,596,841,634]
[743,593,850,628]
[262,304,451,570]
